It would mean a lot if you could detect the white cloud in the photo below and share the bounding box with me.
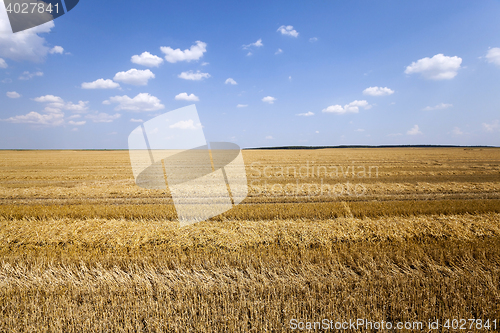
[265,135,274,140]
[356,129,365,132]
[64,101,89,112]
[19,71,43,80]
[6,91,20,98]
[0,58,6,68]
[34,95,63,103]
[485,48,500,67]
[242,39,263,49]
[297,111,314,116]
[315,131,319,134]
[277,25,299,37]
[407,125,422,135]
[452,127,463,135]
[34,95,89,113]
[131,51,164,67]
[175,92,199,101]
[86,113,121,123]
[246,52,252,57]
[68,114,81,119]
[483,120,499,132]
[322,100,371,114]
[130,118,143,123]
[49,46,64,54]
[105,93,165,112]
[225,78,237,85]
[322,105,344,114]
[201,62,209,66]
[262,96,276,104]
[113,69,155,86]
[423,103,453,111]
[160,41,207,63]
[237,104,248,108]
[405,54,462,80]
[81,79,120,89]
[2,112,64,126]
[363,86,394,96]
[178,70,210,81]
[68,120,86,126]
[275,48,283,55]
[0,8,55,62]
[309,37,318,43]
[169,119,200,130]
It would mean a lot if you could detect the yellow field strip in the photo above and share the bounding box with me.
[1,213,499,249]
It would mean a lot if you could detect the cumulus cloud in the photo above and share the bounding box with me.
[297,111,314,116]
[309,37,318,43]
[104,93,165,112]
[178,70,210,81]
[0,7,55,62]
[64,101,89,112]
[405,54,462,80]
[423,103,453,111]
[2,112,64,126]
[275,49,283,55]
[277,25,299,37]
[34,95,63,103]
[237,104,248,108]
[131,51,164,67]
[160,41,207,63]
[113,69,155,86]
[262,96,276,104]
[485,47,500,67]
[34,95,89,113]
[225,78,237,85]
[169,119,201,130]
[407,125,422,135]
[242,39,263,49]
[0,58,7,68]
[6,91,20,98]
[19,71,43,80]
[322,100,371,114]
[49,46,64,54]
[483,120,499,132]
[363,86,394,96]
[130,118,143,123]
[175,92,199,101]
[2,93,88,126]
[81,79,120,89]
[86,113,121,123]
[68,120,86,126]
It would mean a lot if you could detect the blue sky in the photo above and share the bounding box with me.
[0,0,499,149]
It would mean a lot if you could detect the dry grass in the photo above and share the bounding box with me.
[1,239,499,332]
[0,148,499,332]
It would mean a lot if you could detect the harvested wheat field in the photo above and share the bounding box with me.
[0,148,499,332]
